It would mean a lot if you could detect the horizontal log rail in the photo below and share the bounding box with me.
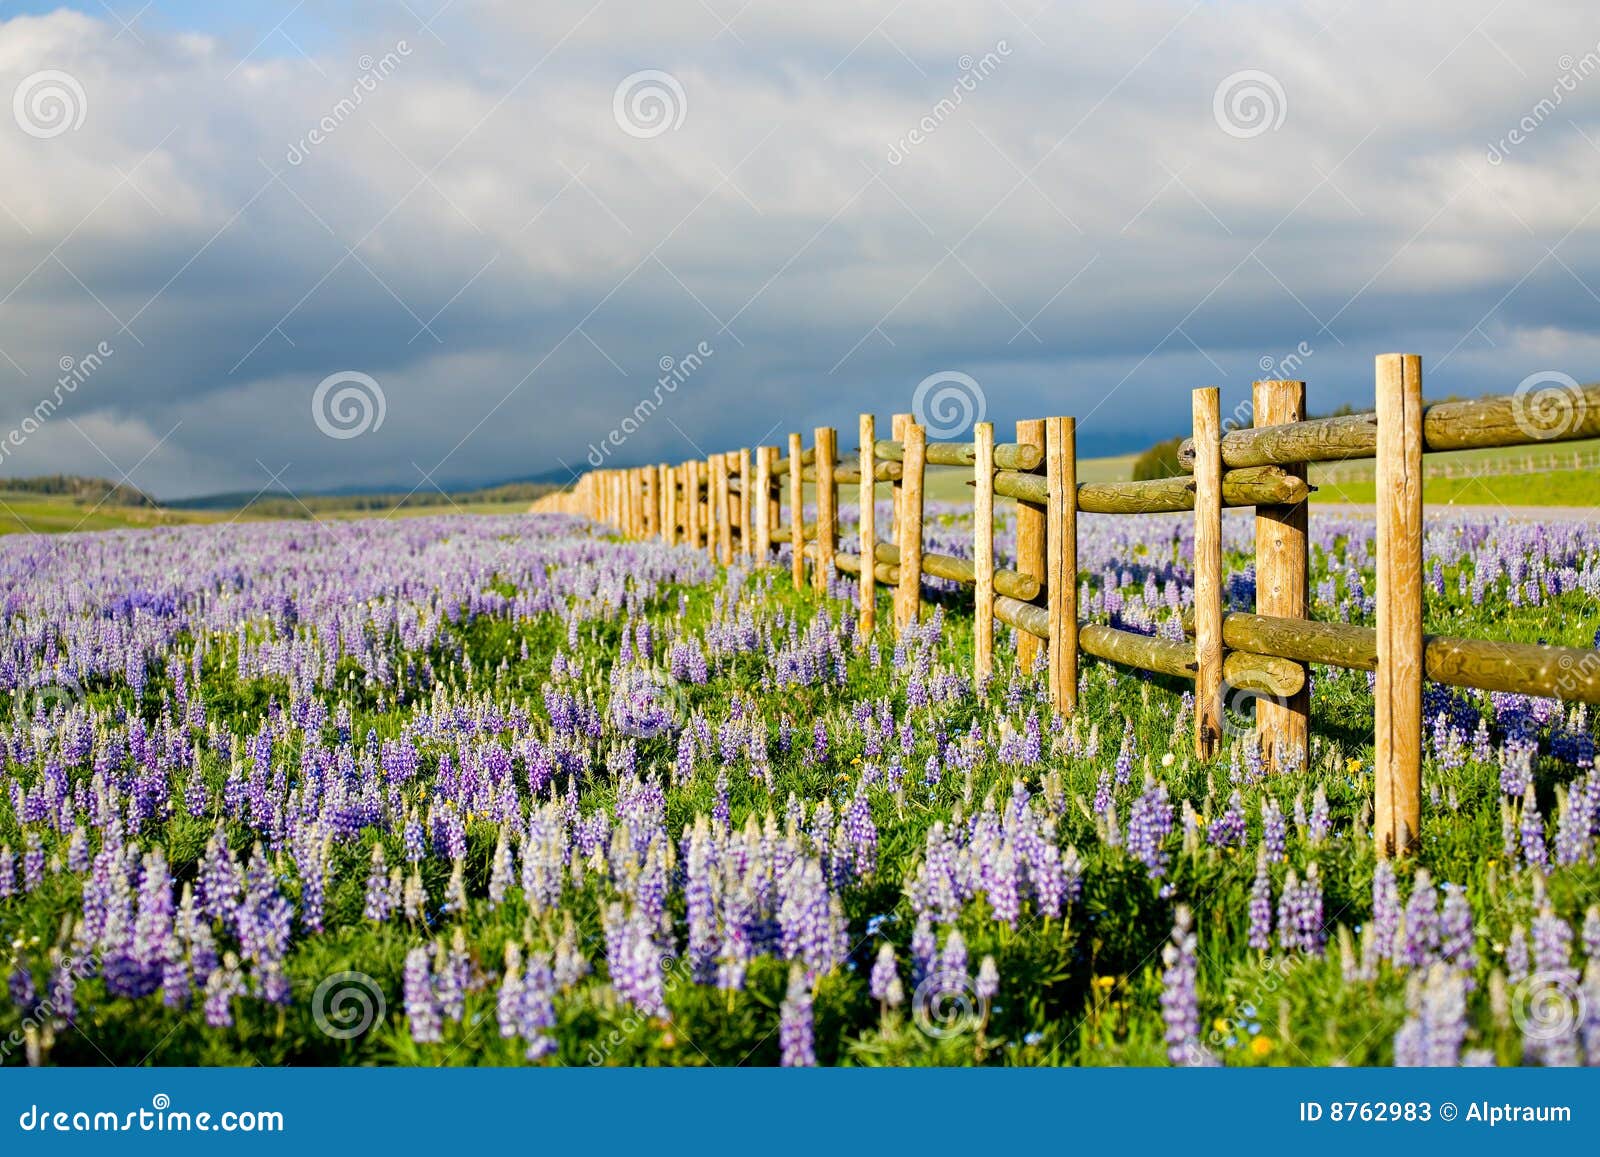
[991,597,1303,697]
[1175,384,1600,472]
[874,439,1043,471]
[1177,610,1600,704]
[993,464,1310,512]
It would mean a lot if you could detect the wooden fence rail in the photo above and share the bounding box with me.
[534,356,1600,856]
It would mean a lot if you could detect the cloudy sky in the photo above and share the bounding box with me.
[1,1,1598,499]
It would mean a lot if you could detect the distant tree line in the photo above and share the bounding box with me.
[0,474,155,506]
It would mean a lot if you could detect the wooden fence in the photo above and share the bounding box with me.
[535,355,1600,856]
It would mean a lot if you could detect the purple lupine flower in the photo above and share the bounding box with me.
[1247,850,1273,951]
[1520,786,1549,869]
[976,955,999,1001]
[779,967,816,1067]
[1159,906,1214,1066]
[404,946,442,1043]
[1127,775,1173,878]
[869,943,897,1003]
[1261,798,1287,862]
[1394,964,1467,1066]
[1207,792,1246,851]
[1307,786,1331,846]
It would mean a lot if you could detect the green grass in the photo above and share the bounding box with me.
[1310,466,1600,507]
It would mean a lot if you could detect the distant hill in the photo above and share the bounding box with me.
[167,479,563,516]
[0,474,156,507]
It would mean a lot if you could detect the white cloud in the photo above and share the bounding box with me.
[1,1,1598,498]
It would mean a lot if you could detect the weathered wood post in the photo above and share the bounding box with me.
[737,448,753,556]
[890,412,911,530]
[1193,388,1224,759]
[713,453,733,564]
[858,414,876,642]
[1015,419,1047,675]
[684,461,700,548]
[641,468,656,538]
[788,433,805,591]
[814,426,837,593]
[895,422,926,629]
[1252,380,1309,771]
[974,421,996,682]
[1376,353,1424,856]
[1046,416,1078,714]
[754,446,774,559]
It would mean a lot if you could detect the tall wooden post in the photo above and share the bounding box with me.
[1015,419,1047,675]
[814,427,837,593]
[713,453,733,564]
[890,412,911,530]
[895,423,926,630]
[1046,417,1078,714]
[1375,353,1424,856]
[788,433,805,591]
[684,462,700,548]
[1193,388,1224,759]
[754,446,774,559]
[974,421,995,682]
[858,415,876,642]
[737,448,752,556]
[1252,380,1309,771]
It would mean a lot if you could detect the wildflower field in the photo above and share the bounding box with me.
[1,506,1598,1067]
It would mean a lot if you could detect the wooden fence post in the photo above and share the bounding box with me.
[895,423,926,630]
[1193,388,1224,759]
[1252,380,1309,771]
[737,448,752,556]
[1015,419,1047,676]
[642,468,655,538]
[788,433,805,591]
[684,462,699,549]
[713,453,733,564]
[755,446,774,559]
[1046,416,1078,714]
[815,426,837,593]
[891,413,911,530]
[858,414,876,642]
[1376,353,1424,857]
[974,421,995,682]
